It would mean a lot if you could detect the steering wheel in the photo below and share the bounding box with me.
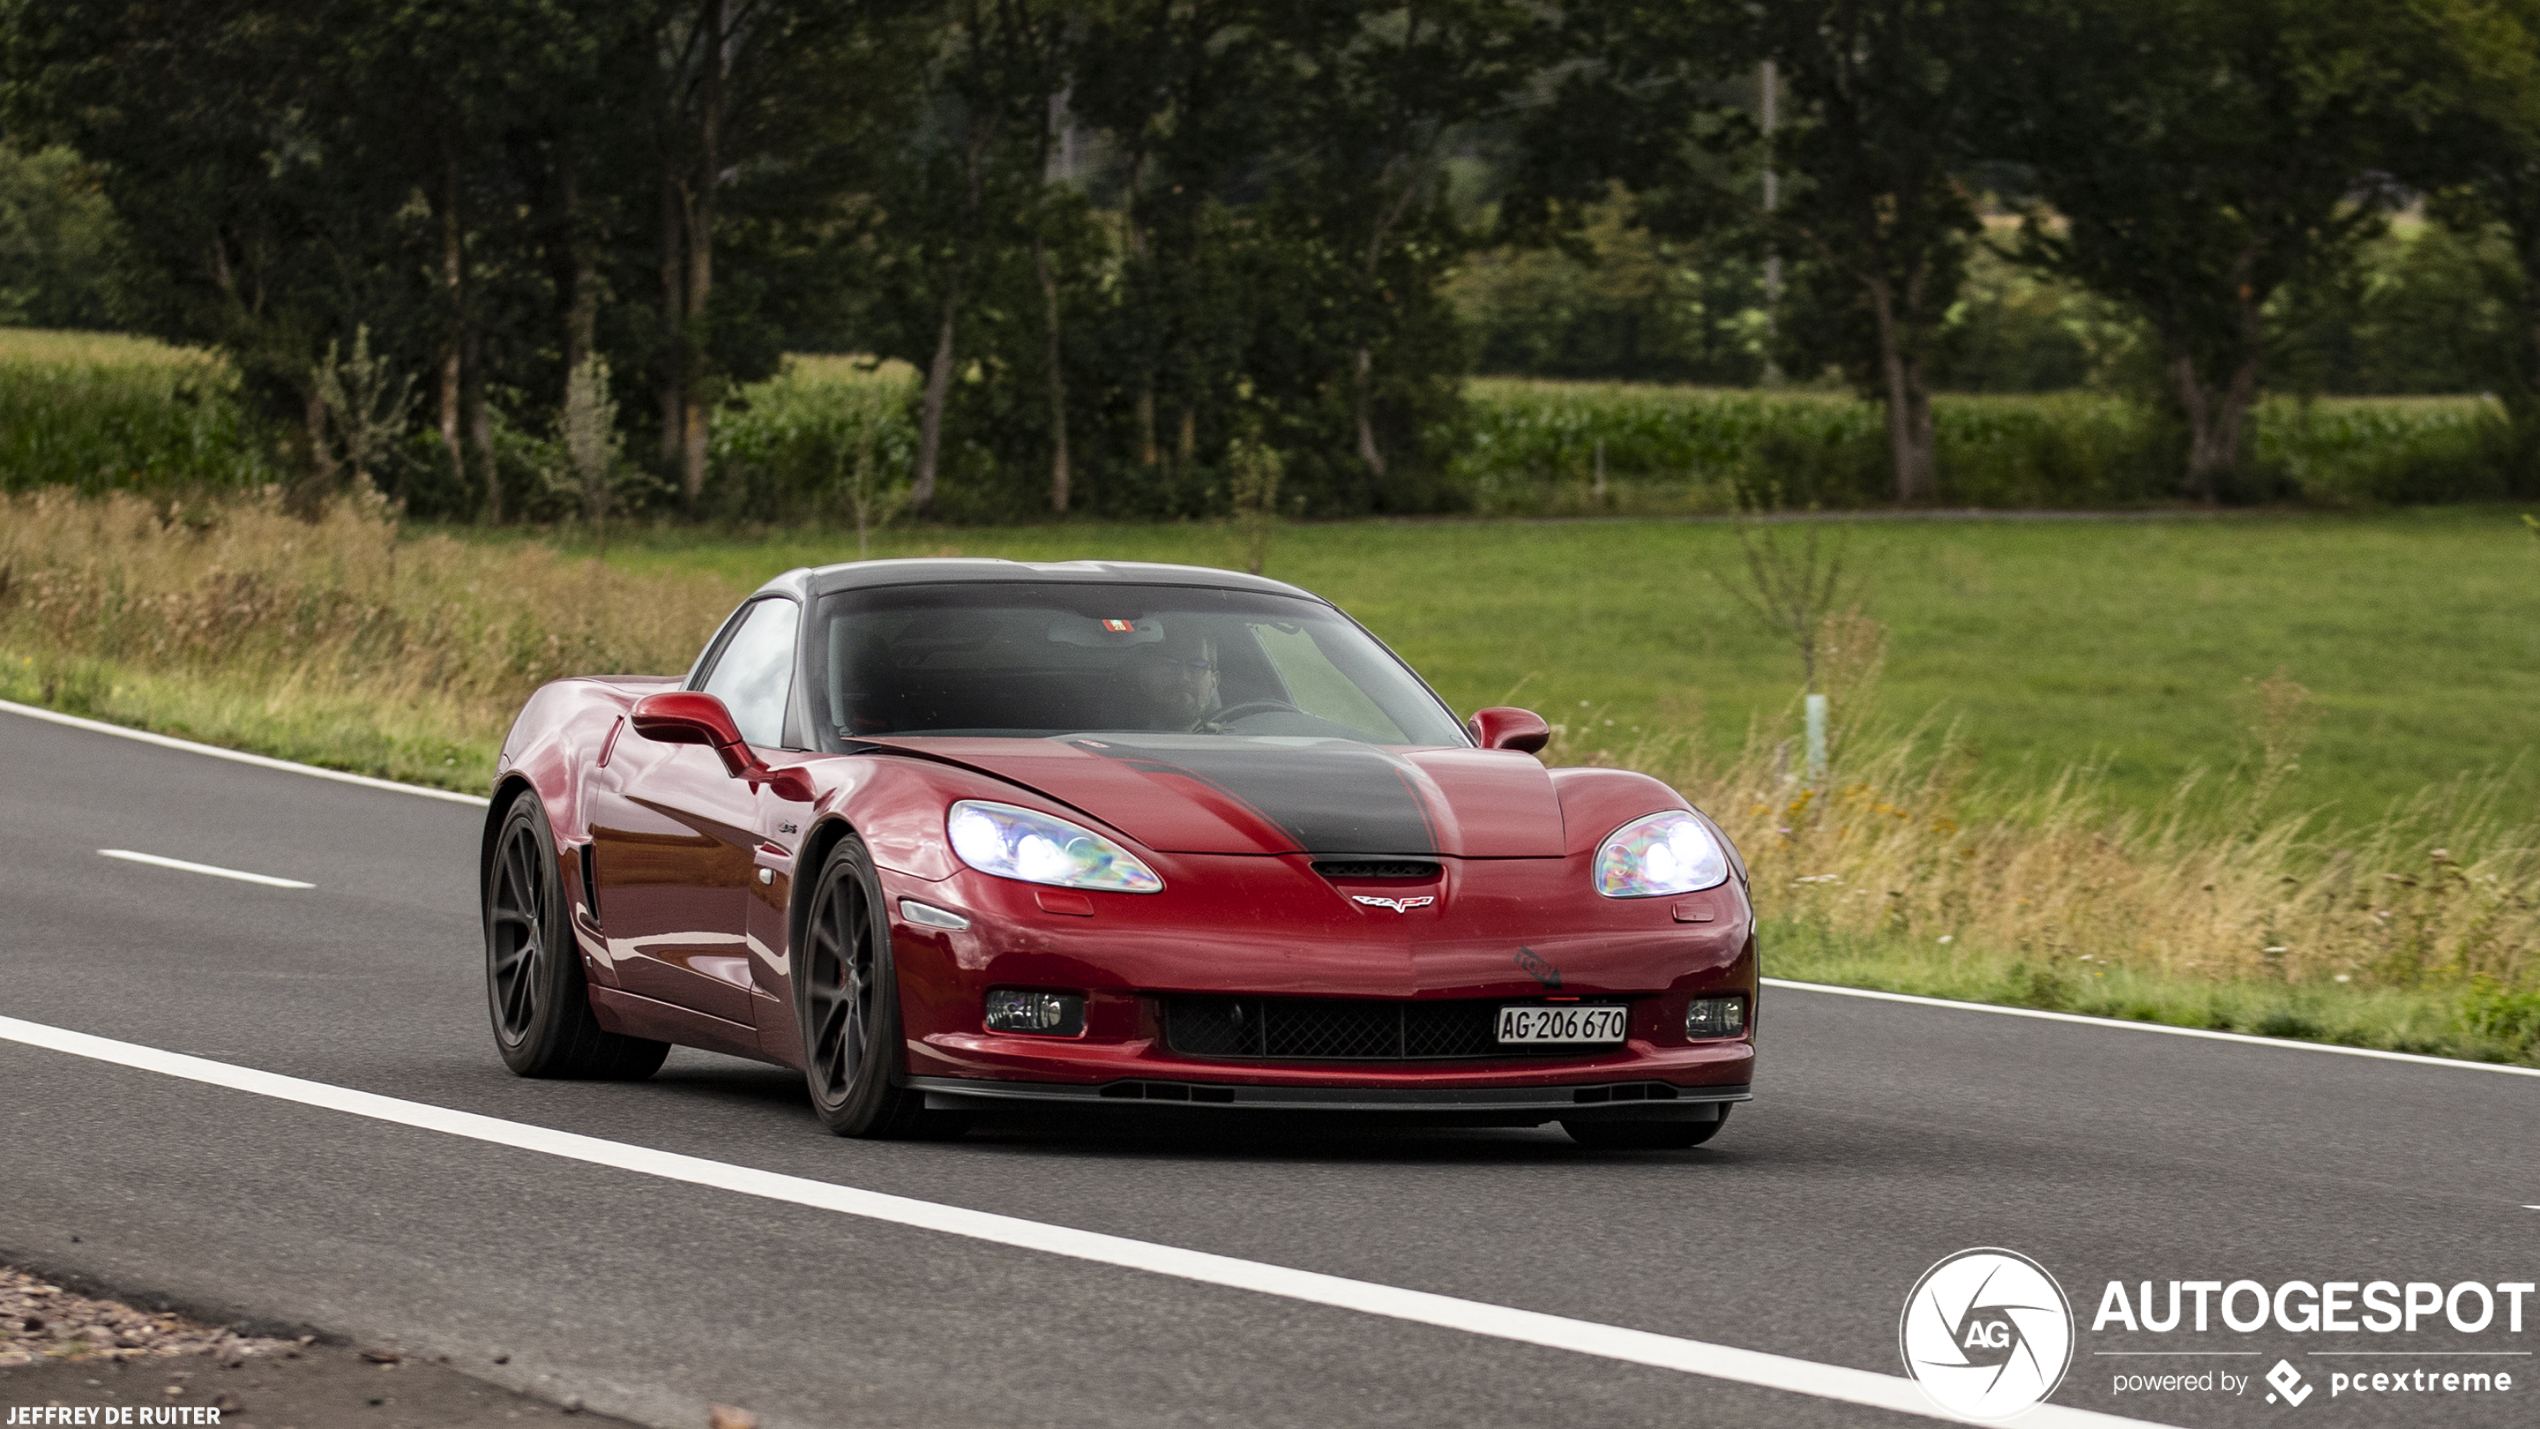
[1199,699,1305,731]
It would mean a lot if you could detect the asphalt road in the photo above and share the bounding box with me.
[1,704,2532,1429]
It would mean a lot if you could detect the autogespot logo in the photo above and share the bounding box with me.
[1900,1248,2077,1420]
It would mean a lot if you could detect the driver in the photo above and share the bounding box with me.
[1130,626,1219,730]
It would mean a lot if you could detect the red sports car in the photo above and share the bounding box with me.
[482,560,1755,1147]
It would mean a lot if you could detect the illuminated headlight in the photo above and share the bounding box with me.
[947,800,1163,893]
[986,989,1085,1035]
[1685,995,1747,1040]
[1594,810,1730,897]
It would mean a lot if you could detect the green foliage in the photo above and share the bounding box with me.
[2271,222,2521,397]
[1226,436,1284,576]
[1454,382,2525,513]
[707,357,919,524]
[0,144,124,329]
[0,330,276,495]
[1448,186,1770,385]
[311,325,418,494]
[1988,0,2433,493]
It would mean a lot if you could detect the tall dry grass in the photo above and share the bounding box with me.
[1555,616,2540,1061]
[0,489,736,785]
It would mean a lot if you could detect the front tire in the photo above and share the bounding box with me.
[795,835,962,1138]
[1562,1106,1731,1149]
[484,791,669,1080]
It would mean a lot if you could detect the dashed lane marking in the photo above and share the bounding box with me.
[97,848,314,889]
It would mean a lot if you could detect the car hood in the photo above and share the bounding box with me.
[862,733,1566,857]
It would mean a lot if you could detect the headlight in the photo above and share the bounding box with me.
[947,800,1163,894]
[1595,810,1729,898]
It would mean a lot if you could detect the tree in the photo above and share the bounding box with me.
[2415,0,2540,441]
[0,143,126,328]
[646,0,913,506]
[1269,0,1538,485]
[1535,1,1984,501]
[1988,0,2427,499]
[1740,1,1987,502]
[889,0,1072,516]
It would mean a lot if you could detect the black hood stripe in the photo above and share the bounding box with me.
[1069,739,1438,855]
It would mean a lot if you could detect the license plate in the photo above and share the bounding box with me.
[1496,1004,1627,1044]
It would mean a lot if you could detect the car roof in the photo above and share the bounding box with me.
[754,558,1334,606]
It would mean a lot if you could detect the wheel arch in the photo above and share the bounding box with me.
[481,773,542,898]
[786,811,869,983]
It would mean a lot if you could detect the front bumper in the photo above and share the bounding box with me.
[909,1074,1750,1126]
[880,852,1759,1105]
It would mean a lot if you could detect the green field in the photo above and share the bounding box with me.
[534,508,2540,821]
[10,492,2537,1062]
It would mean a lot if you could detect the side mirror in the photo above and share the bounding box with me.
[631,692,815,801]
[632,691,748,772]
[1466,706,1551,755]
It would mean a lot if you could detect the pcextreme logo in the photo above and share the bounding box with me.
[1899,1248,2077,1420]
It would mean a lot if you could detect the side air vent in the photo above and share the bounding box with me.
[578,842,602,923]
[1312,859,1441,881]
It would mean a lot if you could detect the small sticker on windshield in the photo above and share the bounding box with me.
[1048,614,1162,646]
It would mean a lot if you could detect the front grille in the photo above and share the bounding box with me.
[1165,996,1629,1061]
[1311,859,1441,881]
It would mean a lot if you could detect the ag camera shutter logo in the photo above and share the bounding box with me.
[1900,1248,2076,1419]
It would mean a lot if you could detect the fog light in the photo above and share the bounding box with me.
[985,989,1084,1036]
[1685,996,1746,1040]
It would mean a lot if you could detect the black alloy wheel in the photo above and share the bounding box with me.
[796,835,959,1138]
[1561,1105,1731,1150]
[484,791,669,1080]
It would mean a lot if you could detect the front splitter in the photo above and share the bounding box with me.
[909,1075,1751,1120]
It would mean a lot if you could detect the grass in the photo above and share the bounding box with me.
[1760,923,2534,1062]
[0,489,736,790]
[539,507,2540,819]
[2,492,2534,1065]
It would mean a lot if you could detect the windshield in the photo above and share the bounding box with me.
[807,582,1467,748]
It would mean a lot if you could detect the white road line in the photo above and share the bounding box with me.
[0,699,488,807]
[0,1014,2170,1429]
[1762,977,2540,1079]
[95,849,314,889]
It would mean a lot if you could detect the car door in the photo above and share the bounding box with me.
[588,596,799,1028]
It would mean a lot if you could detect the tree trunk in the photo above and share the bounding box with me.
[1036,237,1070,513]
[658,143,685,471]
[437,154,466,497]
[1863,275,1935,501]
[559,162,597,394]
[464,323,497,522]
[2512,208,2540,430]
[2172,350,2259,503]
[911,294,958,516]
[1352,345,1386,480]
[303,385,337,502]
[680,0,722,505]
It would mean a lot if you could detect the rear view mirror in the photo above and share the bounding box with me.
[1466,706,1552,754]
